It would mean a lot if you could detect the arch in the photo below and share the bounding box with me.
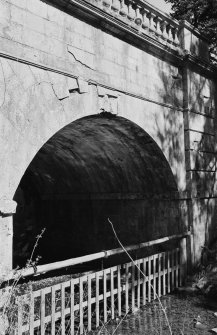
[13,114,181,267]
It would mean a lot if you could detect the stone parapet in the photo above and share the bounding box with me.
[179,20,209,61]
[48,0,216,67]
[86,0,181,48]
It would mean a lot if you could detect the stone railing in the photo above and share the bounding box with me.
[87,0,180,48]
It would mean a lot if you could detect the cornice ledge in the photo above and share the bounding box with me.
[45,0,216,72]
[184,52,217,75]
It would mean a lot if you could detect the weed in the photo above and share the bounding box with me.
[0,228,46,335]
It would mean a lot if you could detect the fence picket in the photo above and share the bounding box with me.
[70,280,75,335]
[79,277,83,334]
[51,286,55,335]
[180,237,187,285]
[148,257,151,302]
[103,270,107,323]
[171,250,174,291]
[158,254,161,297]
[142,259,146,305]
[153,256,156,299]
[167,251,171,294]
[125,263,129,313]
[29,292,34,335]
[61,284,65,335]
[162,253,166,295]
[137,261,140,308]
[131,263,135,312]
[40,290,45,335]
[96,272,100,328]
[88,275,91,331]
[111,268,114,319]
[117,265,121,316]
[175,249,178,287]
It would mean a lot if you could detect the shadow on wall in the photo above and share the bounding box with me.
[13,115,181,267]
[156,56,217,263]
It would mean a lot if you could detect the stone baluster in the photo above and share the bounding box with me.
[127,0,135,21]
[160,20,168,41]
[173,26,180,46]
[102,0,111,10]
[120,0,128,17]
[148,12,156,33]
[135,5,142,27]
[154,16,162,37]
[167,24,173,43]
[111,0,120,13]
[141,8,150,31]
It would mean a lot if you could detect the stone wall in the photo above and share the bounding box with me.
[0,0,186,199]
[0,0,216,270]
[184,67,217,263]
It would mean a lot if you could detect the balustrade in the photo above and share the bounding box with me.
[127,0,135,21]
[93,0,180,48]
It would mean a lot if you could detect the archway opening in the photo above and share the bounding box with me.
[13,114,180,267]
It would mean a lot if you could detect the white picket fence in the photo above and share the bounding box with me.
[14,247,184,335]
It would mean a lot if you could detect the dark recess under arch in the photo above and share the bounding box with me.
[13,114,181,267]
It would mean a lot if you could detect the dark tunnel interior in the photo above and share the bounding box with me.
[13,114,182,267]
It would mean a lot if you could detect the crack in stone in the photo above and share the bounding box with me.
[68,49,94,70]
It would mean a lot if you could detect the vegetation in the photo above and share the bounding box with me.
[1,224,217,334]
[0,229,46,335]
[166,0,217,53]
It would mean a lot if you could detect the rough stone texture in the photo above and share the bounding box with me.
[0,0,216,270]
[0,215,12,272]
[0,57,186,200]
[184,67,217,263]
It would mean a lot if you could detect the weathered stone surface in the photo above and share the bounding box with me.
[0,0,216,270]
[0,216,13,271]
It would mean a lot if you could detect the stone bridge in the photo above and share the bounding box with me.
[0,0,216,273]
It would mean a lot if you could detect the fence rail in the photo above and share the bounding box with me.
[14,247,183,335]
[6,232,190,280]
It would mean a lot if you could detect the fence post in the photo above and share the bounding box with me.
[180,237,187,285]
[187,233,194,273]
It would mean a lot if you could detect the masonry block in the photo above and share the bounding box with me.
[185,130,215,152]
[186,150,216,172]
[0,0,216,272]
